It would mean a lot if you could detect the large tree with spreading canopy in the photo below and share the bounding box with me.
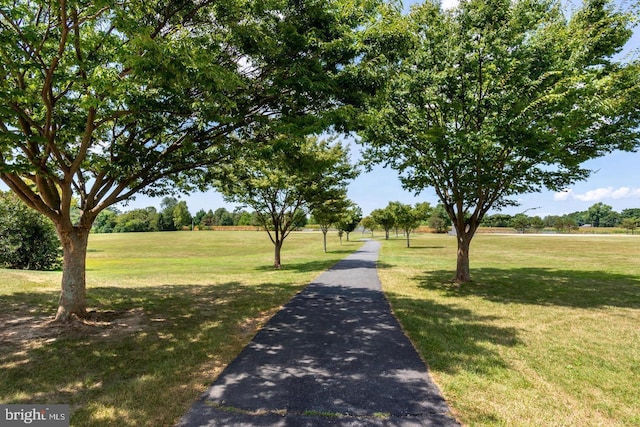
[0,0,388,321]
[361,0,639,282]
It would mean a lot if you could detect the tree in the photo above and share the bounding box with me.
[427,204,451,233]
[361,0,639,282]
[158,198,179,231]
[213,136,358,268]
[621,208,640,219]
[371,207,395,240]
[0,192,61,270]
[555,216,578,233]
[173,201,192,230]
[413,202,433,225]
[0,0,384,320]
[313,196,351,253]
[531,216,546,233]
[511,214,531,233]
[92,208,119,233]
[199,210,216,228]
[620,217,638,234]
[194,209,207,228]
[483,214,513,228]
[392,203,422,247]
[236,211,254,227]
[336,204,363,242]
[587,203,615,227]
[113,207,159,233]
[213,208,234,226]
[361,216,377,236]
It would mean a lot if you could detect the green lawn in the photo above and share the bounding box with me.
[378,233,640,426]
[0,230,360,427]
[2,231,639,426]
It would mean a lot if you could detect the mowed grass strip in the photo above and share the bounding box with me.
[378,233,640,426]
[0,231,360,427]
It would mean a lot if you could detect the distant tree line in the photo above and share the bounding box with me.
[91,196,311,234]
[482,203,640,234]
[359,201,452,247]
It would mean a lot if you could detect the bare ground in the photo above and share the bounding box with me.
[0,307,147,347]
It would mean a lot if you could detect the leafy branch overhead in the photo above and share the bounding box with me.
[0,0,385,320]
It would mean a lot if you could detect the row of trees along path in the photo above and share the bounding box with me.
[1,0,638,322]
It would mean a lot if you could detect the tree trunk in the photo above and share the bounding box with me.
[274,240,283,269]
[55,226,90,321]
[405,230,410,248]
[455,234,471,283]
[454,218,480,283]
[322,231,328,253]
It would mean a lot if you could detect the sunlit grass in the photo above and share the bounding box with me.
[378,233,640,426]
[0,230,360,427]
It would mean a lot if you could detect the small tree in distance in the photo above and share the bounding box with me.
[213,136,358,268]
[313,196,351,253]
[173,201,193,230]
[531,216,546,233]
[371,208,395,240]
[620,218,638,235]
[511,214,531,234]
[393,203,423,247]
[337,204,363,242]
[361,216,377,236]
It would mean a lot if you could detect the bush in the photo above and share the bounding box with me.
[0,192,62,270]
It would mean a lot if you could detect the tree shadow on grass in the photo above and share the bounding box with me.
[253,258,393,273]
[253,259,344,273]
[0,281,302,427]
[384,291,521,376]
[415,268,640,309]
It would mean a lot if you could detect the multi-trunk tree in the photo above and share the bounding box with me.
[0,0,387,321]
[362,0,640,282]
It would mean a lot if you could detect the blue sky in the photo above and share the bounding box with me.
[119,0,639,218]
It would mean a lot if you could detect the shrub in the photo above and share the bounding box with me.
[0,192,62,270]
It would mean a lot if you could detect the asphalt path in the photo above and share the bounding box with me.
[176,240,460,427]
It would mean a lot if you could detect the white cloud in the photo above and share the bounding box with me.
[574,188,616,202]
[554,187,640,202]
[611,187,640,199]
[554,189,573,201]
[441,0,459,9]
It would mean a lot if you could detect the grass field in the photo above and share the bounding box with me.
[0,230,360,427]
[378,233,640,426]
[1,231,638,426]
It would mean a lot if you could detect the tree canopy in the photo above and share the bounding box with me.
[0,0,388,320]
[361,0,640,282]
[312,195,352,252]
[213,135,358,268]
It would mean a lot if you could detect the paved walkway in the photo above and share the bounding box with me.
[176,240,460,426]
